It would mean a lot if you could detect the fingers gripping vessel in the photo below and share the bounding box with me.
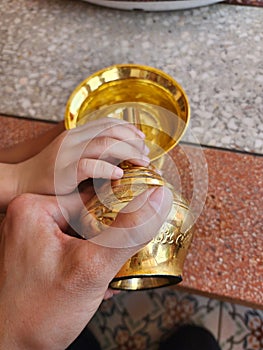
[65,64,194,290]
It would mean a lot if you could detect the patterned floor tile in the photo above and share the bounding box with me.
[88,288,221,349]
[219,302,263,350]
[88,288,263,350]
[151,288,221,343]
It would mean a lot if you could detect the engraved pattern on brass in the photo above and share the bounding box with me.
[153,225,175,245]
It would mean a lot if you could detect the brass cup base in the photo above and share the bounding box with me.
[110,275,182,291]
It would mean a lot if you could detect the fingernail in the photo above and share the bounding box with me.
[155,168,163,176]
[113,167,124,178]
[144,144,150,155]
[142,155,150,165]
[136,129,146,139]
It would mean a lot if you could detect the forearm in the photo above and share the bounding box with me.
[0,121,65,163]
[0,163,19,212]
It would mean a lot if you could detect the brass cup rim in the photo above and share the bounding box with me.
[64,64,190,160]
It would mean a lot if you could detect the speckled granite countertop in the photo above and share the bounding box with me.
[0,0,263,153]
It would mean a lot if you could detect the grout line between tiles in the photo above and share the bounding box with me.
[217,301,223,343]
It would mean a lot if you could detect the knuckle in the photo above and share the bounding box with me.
[4,194,41,241]
[78,158,112,179]
[77,158,87,176]
[97,160,109,175]
[7,194,37,219]
[101,119,128,137]
[100,120,115,135]
[96,137,113,154]
[122,211,142,229]
[102,117,122,127]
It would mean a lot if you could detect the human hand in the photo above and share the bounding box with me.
[16,118,149,196]
[0,186,173,350]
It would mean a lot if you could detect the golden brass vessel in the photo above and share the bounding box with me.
[65,64,194,290]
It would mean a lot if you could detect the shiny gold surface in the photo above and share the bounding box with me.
[65,64,190,160]
[65,64,193,290]
[82,162,194,290]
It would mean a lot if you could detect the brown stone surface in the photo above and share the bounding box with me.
[226,0,263,6]
[0,115,262,309]
[0,115,56,149]
[167,146,263,309]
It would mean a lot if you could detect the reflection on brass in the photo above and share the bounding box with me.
[65,64,194,290]
[65,64,190,160]
[82,162,194,291]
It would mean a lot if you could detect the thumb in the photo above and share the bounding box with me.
[90,186,173,248]
[89,186,173,284]
[60,186,173,294]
